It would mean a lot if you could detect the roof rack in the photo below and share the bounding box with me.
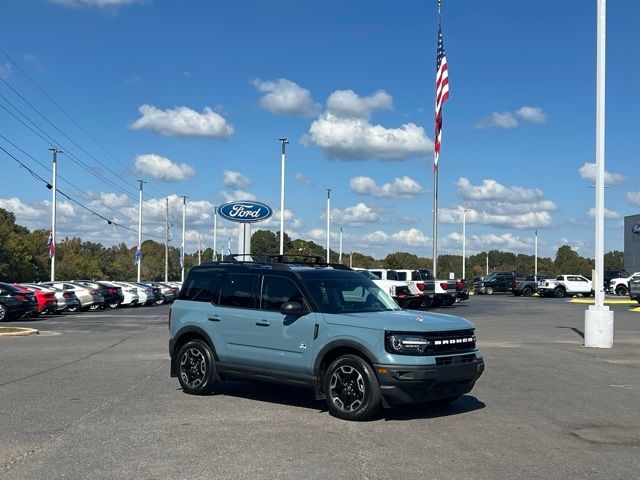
[257,254,352,270]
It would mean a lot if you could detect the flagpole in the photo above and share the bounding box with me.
[432,0,443,279]
[49,148,60,282]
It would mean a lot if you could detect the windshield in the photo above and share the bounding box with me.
[484,272,497,280]
[302,276,400,314]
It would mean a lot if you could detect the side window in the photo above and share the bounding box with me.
[387,271,399,281]
[411,271,422,281]
[218,274,257,309]
[395,272,407,281]
[556,276,563,281]
[179,269,225,302]
[370,271,382,279]
[260,276,304,311]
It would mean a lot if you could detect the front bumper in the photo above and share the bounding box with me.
[374,356,484,405]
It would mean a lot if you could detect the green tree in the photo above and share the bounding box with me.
[604,250,624,271]
[251,230,278,255]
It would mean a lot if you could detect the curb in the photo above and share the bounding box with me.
[0,327,40,337]
[568,298,638,305]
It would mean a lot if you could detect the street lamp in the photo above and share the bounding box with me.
[339,225,343,264]
[461,203,468,280]
[278,138,289,255]
[326,188,331,263]
[534,229,538,282]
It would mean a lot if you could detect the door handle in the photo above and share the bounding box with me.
[255,320,271,327]
[208,314,221,322]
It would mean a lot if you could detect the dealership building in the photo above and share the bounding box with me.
[624,214,640,273]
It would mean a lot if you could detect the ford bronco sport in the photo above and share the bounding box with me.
[168,255,484,421]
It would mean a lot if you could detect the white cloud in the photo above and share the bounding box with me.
[130,104,234,139]
[328,203,381,226]
[134,153,196,182]
[626,192,640,206]
[98,192,129,208]
[253,78,320,116]
[294,173,313,185]
[516,106,546,123]
[350,176,424,198]
[303,112,433,161]
[360,228,431,248]
[260,209,304,230]
[50,0,144,7]
[219,190,257,203]
[439,206,552,230]
[0,62,11,79]
[456,177,544,203]
[475,112,518,129]
[578,162,626,186]
[361,230,390,244]
[223,170,251,188]
[327,89,392,119]
[443,232,532,253]
[587,207,621,220]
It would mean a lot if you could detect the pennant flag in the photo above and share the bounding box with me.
[134,245,141,264]
[47,232,55,257]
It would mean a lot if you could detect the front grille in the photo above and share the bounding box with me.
[424,329,476,355]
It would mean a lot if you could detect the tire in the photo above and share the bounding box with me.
[485,287,494,295]
[88,303,101,311]
[324,354,381,421]
[108,301,120,309]
[177,339,219,395]
[154,299,165,306]
[615,285,628,296]
[67,303,80,313]
[0,304,8,322]
[522,287,533,297]
[554,287,566,298]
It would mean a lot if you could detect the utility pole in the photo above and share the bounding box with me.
[212,206,218,261]
[181,196,187,282]
[486,252,489,276]
[197,234,201,265]
[49,148,61,282]
[338,225,343,264]
[278,138,289,255]
[586,0,613,348]
[534,229,538,282]
[326,188,331,263]
[165,197,169,282]
[136,180,146,282]
[350,251,353,268]
[462,203,468,280]
[228,237,231,255]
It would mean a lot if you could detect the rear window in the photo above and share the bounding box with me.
[179,269,225,302]
[395,272,407,281]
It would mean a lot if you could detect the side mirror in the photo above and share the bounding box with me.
[280,301,308,316]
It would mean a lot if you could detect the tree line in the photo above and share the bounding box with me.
[0,209,624,282]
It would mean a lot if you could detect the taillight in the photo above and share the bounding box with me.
[89,289,97,295]
[456,280,463,289]
[515,281,520,288]
[63,292,70,299]
[109,287,117,294]
[15,294,28,301]
[440,282,448,290]
[416,283,426,291]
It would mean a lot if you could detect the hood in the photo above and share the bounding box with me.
[323,309,475,332]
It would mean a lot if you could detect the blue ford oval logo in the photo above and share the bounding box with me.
[218,201,273,223]
[633,223,640,235]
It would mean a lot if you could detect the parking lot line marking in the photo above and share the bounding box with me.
[568,298,638,305]
[631,307,640,313]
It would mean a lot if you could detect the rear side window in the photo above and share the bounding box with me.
[411,271,422,281]
[179,269,225,302]
[395,272,407,281]
[370,271,382,279]
[387,271,399,281]
[260,276,304,311]
[218,274,258,309]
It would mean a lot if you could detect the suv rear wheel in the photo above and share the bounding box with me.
[522,286,533,297]
[177,339,219,395]
[554,287,566,298]
[615,285,628,296]
[324,354,381,421]
[485,286,494,295]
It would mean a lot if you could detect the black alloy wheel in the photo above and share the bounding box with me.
[177,339,218,395]
[522,286,533,297]
[615,285,628,296]
[554,287,566,298]
[108,301,120,309]
[88,303,102,311]
[0,304,8,322]
[324,354,381,421]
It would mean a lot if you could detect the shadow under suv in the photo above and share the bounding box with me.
[169,255,484,421]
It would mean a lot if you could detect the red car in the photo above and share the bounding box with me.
[16,284,57,315]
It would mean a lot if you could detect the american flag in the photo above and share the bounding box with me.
[47,231,55,257]
[434,16,449,171]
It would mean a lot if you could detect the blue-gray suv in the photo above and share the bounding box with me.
[169,256,484,421]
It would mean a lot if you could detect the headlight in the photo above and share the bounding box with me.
[387,334,430,354]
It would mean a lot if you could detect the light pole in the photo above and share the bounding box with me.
[165,197,169,282]
[49,148,61,282]
[212,207,218,261]
[486,252,489,276]
[278,138,289,255]
[534,229,538,282]
[326,188,331,263]
[136,180,146,282]
[338,225,343,264]
[585,0,613,348]
[461,203,468,280]
[181,196,187,282]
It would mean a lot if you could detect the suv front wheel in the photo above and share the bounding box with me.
[177,339,219,395]
[324,354,381,421]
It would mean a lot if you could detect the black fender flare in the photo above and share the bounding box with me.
[171,325,218,376]
[313,339,379,377]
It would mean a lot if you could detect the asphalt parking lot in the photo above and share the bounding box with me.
[1,297,639,480]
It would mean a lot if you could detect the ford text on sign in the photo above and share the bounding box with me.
[218,201,273,223]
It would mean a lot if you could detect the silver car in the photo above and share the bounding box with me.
[41,282,104,311]
[23,284,80,313]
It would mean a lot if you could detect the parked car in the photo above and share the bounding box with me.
[21,283,80,313]
[16,284,57,315]
[393,269,437,307]
[355,269,422,309]
[629,275,640,304]
[73,280,123,310]
[150,282,179,304]
[607,272,638,296]
[473,271,516,295]
[512,275,550,297]
[0,282,39,321]
[538,275,593,298]
[41,282,104,311]
[604,269,627,291]
[169,255,484,421]
[101,281,139,307]
[116,282,156,306]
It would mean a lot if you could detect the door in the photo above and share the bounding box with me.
[243,275,317,375]
[568,276,591,294]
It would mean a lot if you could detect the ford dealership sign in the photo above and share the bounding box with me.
[633,223,640,235]
[218,201,273,223]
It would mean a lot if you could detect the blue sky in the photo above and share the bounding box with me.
[1,0,638,260]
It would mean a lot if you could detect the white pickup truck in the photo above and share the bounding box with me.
[608,273,639,296]
[538,275,593,298]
